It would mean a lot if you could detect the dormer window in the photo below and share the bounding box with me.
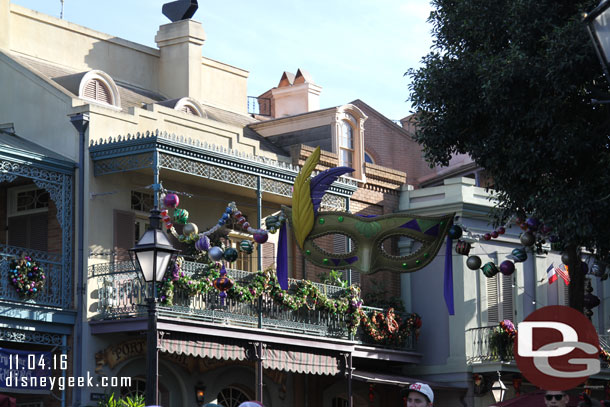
[156,97,206,118]
[78,70,121,109]
[174,98,206,118]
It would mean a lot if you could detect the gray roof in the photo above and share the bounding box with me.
[0,129,75,171]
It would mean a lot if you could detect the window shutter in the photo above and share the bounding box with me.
[8,214,47,251]
[113,210,135,262]
[84,79,112,104]
[96,80,111,103]
[487,274,514,324]
[83,80,96,100]
[501,274,514,322]
[262,242,275,270]
[487,275,500,324]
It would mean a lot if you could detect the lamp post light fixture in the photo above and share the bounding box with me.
[491,371,507,403]
[195,384,206,405]
[130,208,179,406]
[585,0,610,83]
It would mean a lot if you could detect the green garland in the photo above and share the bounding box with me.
[359,308,421,348]
[9,255,45,298]
[158,259,420,343]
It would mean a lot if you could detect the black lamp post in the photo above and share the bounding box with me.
[585,0,610,82]
[130,208,179,406]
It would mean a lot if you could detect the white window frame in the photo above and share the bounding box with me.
[7,185,50,217]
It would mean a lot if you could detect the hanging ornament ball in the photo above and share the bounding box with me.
[265,216,280,229]
[223,247,239,263]
[511,248,528,263]
[520,232,536,247]
[163,193,180,208]
[497,226,506,235]
[561,251,573,265]
[526,217,540,231]
[491,231,499,239]
[481,262,499,278]
[208,246,224,261]
[591,261,607,277]
[253,231,269,244]
[455,240,471,256]
[173,208,189,225]
[195,235,210,252]
[467,255,482,270]
[447,225,463,239]
[483,233,492,241]
[183,223,198,236]
[500,260,515,276]
[239,240,254,254]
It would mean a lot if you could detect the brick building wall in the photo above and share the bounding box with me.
[351,99,436,187]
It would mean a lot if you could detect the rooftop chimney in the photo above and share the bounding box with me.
[260,69,322,118]
[155,19,206,100]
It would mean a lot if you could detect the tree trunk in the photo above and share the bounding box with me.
[567,245,584,313]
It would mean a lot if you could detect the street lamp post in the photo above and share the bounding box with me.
[491,371,507,403]
[585,0,610,82]
[130,208,179,406]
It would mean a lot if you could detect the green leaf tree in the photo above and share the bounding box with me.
[408,0,610,312]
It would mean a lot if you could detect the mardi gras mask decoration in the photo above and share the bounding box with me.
[280,147,453,276]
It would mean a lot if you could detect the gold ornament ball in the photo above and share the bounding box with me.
[183,223,198,236]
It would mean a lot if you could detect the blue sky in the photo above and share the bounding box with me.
[12,0,434,120]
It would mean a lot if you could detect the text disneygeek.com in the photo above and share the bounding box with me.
[3,372,131,391]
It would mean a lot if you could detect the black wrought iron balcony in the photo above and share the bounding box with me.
[88,260,417,351]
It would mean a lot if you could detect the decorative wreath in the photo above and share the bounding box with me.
[9,255,45,298]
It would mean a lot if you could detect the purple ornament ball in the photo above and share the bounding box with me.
[253,231,269,244]
[526,217,539,231]
[163,193,180,208]
[208,246,224,261]
[499,260,515,275]
[195,235,211,252]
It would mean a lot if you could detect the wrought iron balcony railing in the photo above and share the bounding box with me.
[467,326,610,366]
[466,326,515,363]
[88,261,416,350]
[0,244,69,309]
[247,96,271,116]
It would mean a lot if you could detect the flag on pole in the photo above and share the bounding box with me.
[556,264,570,285]
[547,263,558,284]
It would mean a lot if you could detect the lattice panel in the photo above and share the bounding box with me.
[0,327,63,346]
[159,153,258,189]
[320,194,347,211]
[93,153,154,176]
[261,178,293,197]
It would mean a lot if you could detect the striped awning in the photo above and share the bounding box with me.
[264,346,340,376]
[159,334,248,361]
[159,334,340,376]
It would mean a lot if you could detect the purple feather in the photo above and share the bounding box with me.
[310,166,354,215]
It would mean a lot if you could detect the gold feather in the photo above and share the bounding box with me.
[292,147,320,248]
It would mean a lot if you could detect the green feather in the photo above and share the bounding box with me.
[293,147,320,248]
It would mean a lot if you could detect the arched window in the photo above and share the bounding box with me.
[215,386,250,407]
[83,79,111,104]
[78,70,121,109]
[364,152,375,164]
[120,377,169,405]
[174,97,206,117]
